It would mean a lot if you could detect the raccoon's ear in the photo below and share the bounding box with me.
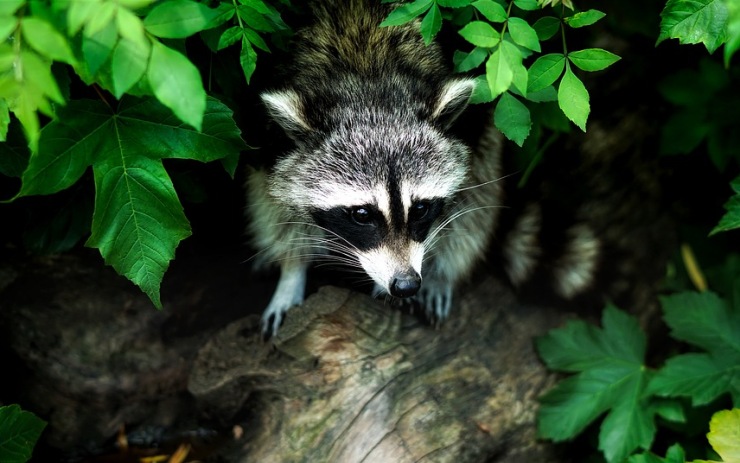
[431,78,476,129]
[261,90,313,140]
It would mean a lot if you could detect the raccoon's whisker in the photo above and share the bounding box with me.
[453,172,514,193]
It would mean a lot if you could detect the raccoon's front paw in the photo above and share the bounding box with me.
[417,284,453,327]
[261,291,304,339]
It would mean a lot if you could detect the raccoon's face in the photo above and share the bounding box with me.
[261,78,475,297]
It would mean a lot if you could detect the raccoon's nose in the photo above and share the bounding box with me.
[390,271,421,298]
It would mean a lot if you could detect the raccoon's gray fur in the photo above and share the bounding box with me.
[247,0,503,336]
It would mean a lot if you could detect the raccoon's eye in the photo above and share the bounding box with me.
[350,206,373,225]
[408,201,429,221]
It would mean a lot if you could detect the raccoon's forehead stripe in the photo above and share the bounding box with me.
[307,183,392,212]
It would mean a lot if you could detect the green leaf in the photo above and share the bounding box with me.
[87,156,191,308]
[144,0,222,38]
[537,306,655,462]
[237,5,275,32]
[712,178,740,235]
[660,291,738,353]
[470,74,493,104]
[513,0,539,11]
[420,3,442,45]
[648,291,740,406]
[82,2,117,37]
[558,65,589,131]
[659,108,709,155]
[507,17,541,52]
[242,27,270,52]
[501,39,527,96]
[0,404,47,463]
[218,26,243,50]
[724,0,740,65]
[0,0,23,16]
[472,0,507,22]
[493,92,531,146]
[459,20,501,47]
[486,45,512,98]
[240,36,258,83]
[81,19,118,77]
[455,47,488,72]
[657,0,728,53]
[0,15,18,41]
[568,48,621,71]
[563,9,606,28]
[111,37,151,98]
[147,40,206,131]
[437,0,472,7]
[380,0,433,27]
[20,17,76,65]
[533,16,560,40]
[527,53,565,93]
[706,409,740,462]
[17,97,246,305]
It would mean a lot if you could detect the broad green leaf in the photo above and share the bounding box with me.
[649,354,738,406]
[144,0,222,38]
[627,445,686,463]
[533,16,560,40]
[455,47,488,72]
[380,0,433,26]
[507,17,541,51]
[67,0,100,36]
[81,19,118,77]
[240,36,257,83]
[514,0,538,11]
[706,409,740,463]
[0,99,8,142]
[563,9,606,28]
[0,0,23,16]
[237,5,275,32]
[20,17,76,64]
[420,3,442,45]
[501,39,527,95]
[599,383,656,463]
[486,46,512,98]
[712,176,740,234]
[0,404,46,463]
[0,114,30,177]
[111,37,151,98]
[21,51,64,107]
[472,0,507,22]
[660,108,709,155]
[470,74,493,103]
[558,65,589,131]
[660,291,738,353]
[459,20,501,47]
[218,26,243,50]
[116,6,148,51]
[568,48,620,72]
[87,158,191,308]
[82,1,116,37]
[648,291,740,406]
[528,53,565,93]
[437,0,471,6]
[147,40,206,130]
[493,92,531,146]
[724,0,740,65]
[243,27,269,52]
[0,15,17,40]
[657,0,728,53]
[18,97,246,305]
[537,306,655,462]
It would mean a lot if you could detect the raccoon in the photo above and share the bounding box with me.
[247,0,503,336]
[246,0,669,338]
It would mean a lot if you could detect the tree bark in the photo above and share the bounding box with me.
[189,278,571,463]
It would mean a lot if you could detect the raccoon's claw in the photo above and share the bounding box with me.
[260,310,285,340]
[418,284,453,327]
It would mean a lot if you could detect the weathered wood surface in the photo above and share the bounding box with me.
[189,279,572,463]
